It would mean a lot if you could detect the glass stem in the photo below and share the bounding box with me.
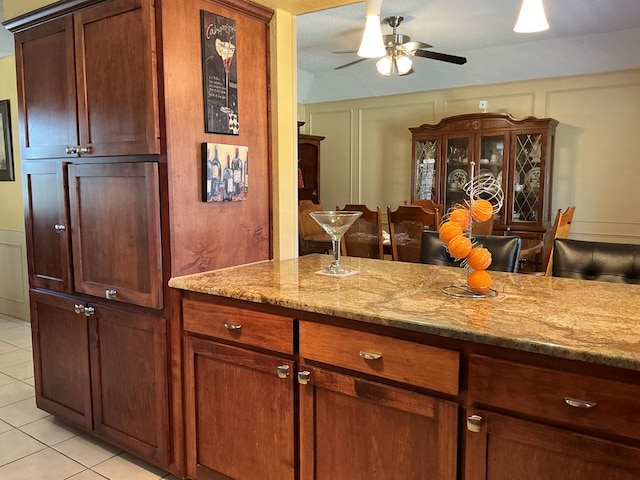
[332,237,340,266]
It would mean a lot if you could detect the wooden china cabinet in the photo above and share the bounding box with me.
[297,122,325,204]
[409,113,558,268]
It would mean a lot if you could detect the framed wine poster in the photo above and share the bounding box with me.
[201,11,239,135]
[0,100,14,182]
[202,142,248,202]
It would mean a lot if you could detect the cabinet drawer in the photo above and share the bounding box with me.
[183,298,294,354]
[299,321,459,395]
[468,355,640,441]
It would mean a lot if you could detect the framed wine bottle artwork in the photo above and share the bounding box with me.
[200,11,239,135]
[201,143,248,202]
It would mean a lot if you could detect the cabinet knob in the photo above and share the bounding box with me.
[83,306,95,317]
[224,322,242,331]
[297,370,311,385]
[277,365,290,379]
[359,350,382,360]
[466,414,483,433]
[54,224,66,234]
[564,397,597,409]
[74,304,85,314]
[65,146,78,155]
[105,289,117,300]
[77,146,91,155]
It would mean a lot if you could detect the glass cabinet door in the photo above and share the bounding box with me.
[479,135,505,224]
[414,139,438,201]
[513,133,543,223]
[445,136,470,210]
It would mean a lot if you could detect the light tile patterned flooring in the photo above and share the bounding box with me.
[0,313,179,480]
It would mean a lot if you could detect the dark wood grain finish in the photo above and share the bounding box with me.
[23,161,73,292]
[299,320,460,395]
[90,303,169,466]
[74,0,159,155]
[298,134,324,204]
[184,337,295,480]
[30,290,92,430]
[159,0,272,276]
[468,354,640,442]
[465,411,640,480]
[14,16,77,159]
[299,365,457,480]
[68,162,163,309]
[183,297,294,354]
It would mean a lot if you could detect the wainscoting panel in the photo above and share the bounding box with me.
[0,229,30,321]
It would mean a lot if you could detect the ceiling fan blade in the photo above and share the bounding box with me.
[334,58,369,70]
[332,50,359,54]
[414,49,467,65]
[401,41,432,52]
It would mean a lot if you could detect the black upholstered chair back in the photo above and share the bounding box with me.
[420,231,522,273]
[552,238,640,284]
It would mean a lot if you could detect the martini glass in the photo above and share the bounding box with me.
[215,38,236,114]
[309,211,362,275]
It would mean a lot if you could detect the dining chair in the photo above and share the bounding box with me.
[387,205,439,262]
[405,199,444,226]
[471,216,494,235]
[541,206,576,275]
[298,201,331,255]
[336,204,384,260]
[420,231,522,273]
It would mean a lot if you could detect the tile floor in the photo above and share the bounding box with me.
[0,313,179,480]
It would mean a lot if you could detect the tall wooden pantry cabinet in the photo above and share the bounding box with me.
[6,0,274,477]
[409,113,558,268]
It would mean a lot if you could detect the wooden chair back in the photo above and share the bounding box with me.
[336,204,384,260]
[387,205,439,262]
[405,200,443,226]
[298,201,330,255]
[542,206,576,275]
[472,216,494,235]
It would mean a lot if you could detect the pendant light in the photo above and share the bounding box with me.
[514,0,549,33]
[357,0,386,58]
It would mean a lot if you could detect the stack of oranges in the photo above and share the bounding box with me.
[439,201,494,294]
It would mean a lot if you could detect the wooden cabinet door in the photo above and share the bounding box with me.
[299,365,458,480]
[184,337,295,480]
[464,411,640,480]
[74,0,160,156]
[14,16,78,159]
[30,290,92,430]
[23,161,73,292]
[68,162,163,309]
[89,303,168,467]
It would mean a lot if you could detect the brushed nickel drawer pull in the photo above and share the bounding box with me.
[297,370,311,385]
[466,414,483,433]
[359,351,382,360]
[277,365,290,379]
[224,322,242,330]
[105,289,117,300]
[54,224,66,234]
[564,397,597,409]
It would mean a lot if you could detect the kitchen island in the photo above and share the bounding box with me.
[170,254,640,480]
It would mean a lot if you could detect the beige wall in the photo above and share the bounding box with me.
[302,69,640,244]
[0,55,29,320]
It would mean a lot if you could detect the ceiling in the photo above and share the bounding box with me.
[297,0,640,103]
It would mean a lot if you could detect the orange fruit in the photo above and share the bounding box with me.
[439,221,463,243]
[467,270,492,294]
[449,207,470,230]
[467,247,492,271]
[447,234,472,259]
[471,199,493,222]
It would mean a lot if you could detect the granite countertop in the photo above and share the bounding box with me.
[169,254,640,371]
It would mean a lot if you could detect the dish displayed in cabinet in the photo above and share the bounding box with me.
[479,169,494,179]
[525,167,541,189]
[448,169,468,189]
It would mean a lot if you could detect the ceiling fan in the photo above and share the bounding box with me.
[335,16,467,76]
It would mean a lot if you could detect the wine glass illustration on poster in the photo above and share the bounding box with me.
[201,11,239,135]
[201,142,249,203]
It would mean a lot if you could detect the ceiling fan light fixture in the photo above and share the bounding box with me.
[514,0,549,33]
[396,54,412,75]
[376,55,393,76]
[358,15,386,58]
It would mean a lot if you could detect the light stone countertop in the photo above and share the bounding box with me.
[169,254,640,371]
